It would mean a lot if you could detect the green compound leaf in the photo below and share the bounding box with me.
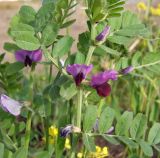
[83,105,97,132]
[19,5,36,23]
[15,33,40,51]
[83,134,96,152]
[115,111,133,136]
[130,113,147,140]
[139,140,153,157]
[60,80,77,100]
[10,23,35,38]
[99,107,115,133]
[52,36,74,58]
[118,136,138,149]
[148,123,160,145]
[6,62,24,75]
[13,147,27,158]
[74,52,85,64]
[42,23,59,46]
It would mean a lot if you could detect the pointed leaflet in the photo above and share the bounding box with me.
[130,113,147,140]
[99,107,115,133]
[83,105,97,132]
[115,111,133,136]
[83,134,96,152]
[52,36,74,58]
[148,123,160,145]
[139,140,153,157]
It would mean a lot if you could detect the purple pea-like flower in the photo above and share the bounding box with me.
[120,66,134,75]
[60,125,73,137]
[15,49,42,67]
[96,26,110,41]
[0,94,22,116]
[60,125,81,138]
[66,64,93,86]
[91,70,118,97]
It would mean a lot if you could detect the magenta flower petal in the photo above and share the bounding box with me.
[66,64,93,86]
[94,82,111,97]
[15,50,29,62]
[96,26,110,41]
[15,49,42,67]
[0,94,22,116]
[91,70,118,97]
[31,49,42,62]
[91,70,118,87]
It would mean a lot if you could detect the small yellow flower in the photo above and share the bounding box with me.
[88,146,109,158]
[155,8,160,16]
[49,126,58,137]
[102,147,109,156]
[77,152,83,158]
[137,2,147,11]
[158,3,160,9]
[65,138,71,150]
[150,6,160,16]
[96,146,101,153]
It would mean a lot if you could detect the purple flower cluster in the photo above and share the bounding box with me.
[66,64,93,86]
[66,64,133,97]
[15,49,42,67]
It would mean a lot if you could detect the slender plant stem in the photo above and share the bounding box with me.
[85,45,96,65]
[134,60,160,70]
[47,53,67,75]
[49,65,53,83]
[85,23,96,65]
[145,0,152,19]
[44,117,49,150]
[76,88,83,128]
[24,111,32,158]
[98,98,105,117]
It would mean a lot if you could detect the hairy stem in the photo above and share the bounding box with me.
[25,111,32,158]
[135,60,160,69]
[85,45,96,65]
[76,88,83,128]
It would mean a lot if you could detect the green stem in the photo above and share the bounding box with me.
[47,53,67,75]
[85,45,96,65]
[145,0,152,19]
[98,99,105,117]
[49,65,52,83]
[76,88,83,128]
[45,117,49,150]
[85,23,96,65]
[24,111,32,158]
[134,60,160,70]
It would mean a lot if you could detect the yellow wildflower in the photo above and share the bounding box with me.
[88,146,109,158]
[102,147,109,156]
[137,2,147,11]
[49,126,58,137]
[77,152,83,158]
[158,3,160,9]
[65,138,71,150]
[96,146,101,153]
[150,7,160,16]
